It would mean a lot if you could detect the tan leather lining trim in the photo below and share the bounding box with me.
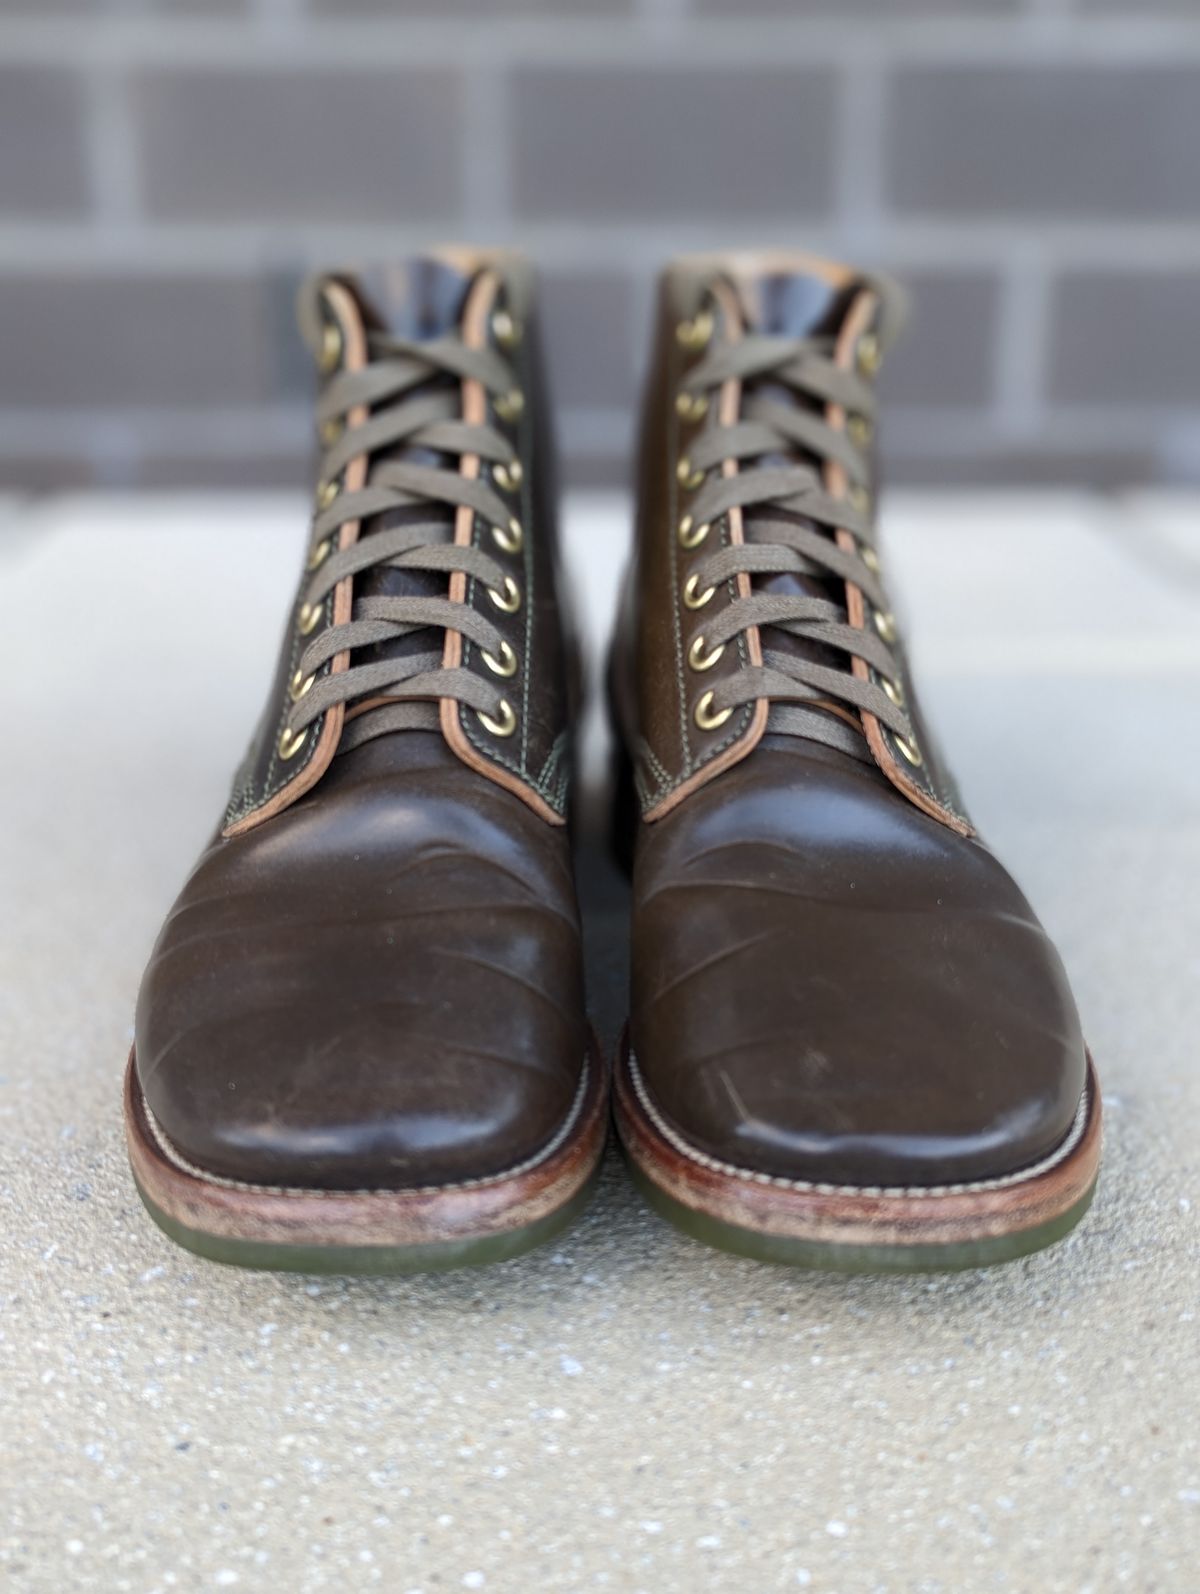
[671,249,856,292]
[644,276,768,822]
[343,694,402,724]
[222,282,371,839]
[430,243,519,278]
[804,699,862,734]
[829,291,973,837]
[439,271,564,825]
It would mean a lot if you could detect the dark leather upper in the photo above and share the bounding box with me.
[135,255,586,1191]
[618,254,1088,1188]
[224,253,577,834]
[137,736,585,1190]
[617,255,966,830]
[631,738,1085,1187]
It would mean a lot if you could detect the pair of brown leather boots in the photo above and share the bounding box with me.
[125,249,1100,1276]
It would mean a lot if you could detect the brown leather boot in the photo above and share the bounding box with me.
[126,251,606,1273]
[611,252,1100,1271]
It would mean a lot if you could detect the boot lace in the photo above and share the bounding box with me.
[278,279,528,759]
[673,282,921,767]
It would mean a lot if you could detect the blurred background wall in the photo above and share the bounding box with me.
[0,0,1197,493]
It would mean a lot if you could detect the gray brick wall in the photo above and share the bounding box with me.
[0,0,1197,491]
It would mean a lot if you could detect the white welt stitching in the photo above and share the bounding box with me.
[142,1059,590,1200]
[627,1050,1091,1199]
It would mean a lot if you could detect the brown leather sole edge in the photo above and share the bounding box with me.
[124,1036,608,1271]
[614,1031,1102,1270]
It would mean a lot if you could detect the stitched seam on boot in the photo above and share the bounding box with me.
[141,1058,591,1199]
[224,579,333,828]
[627,1050,1090,1199]
[639,507,757,813]
[456,352,568,816]
[668,340,691,775]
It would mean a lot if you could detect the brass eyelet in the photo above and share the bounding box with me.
[278,724,308,760]
[320,417,343,447]
[882,675,905,708]
[491,309,521,349]
[306,538,332,571]
[860,545,881,575]
[678,515,710,550]
[683,572,716,610]
[289,667,315,703]
[318,322,342,374]
[675,391,709,423]
[492,517,523,555]
[874,609,898,644]
[316,478,338,511]
[495,388,524,423]
[856,333,882,378]
[676,310,714,352]
[676,456,705,490]
[848,483,871,515]
[477,698,517,738]
[488,575,521,614]
[298,600,322,635]
[481,639,518,678]
[848,414,873,449]
[688,634,725,672]
[694,689,733,732]
[895,733,923,767]
[494,458,523,493]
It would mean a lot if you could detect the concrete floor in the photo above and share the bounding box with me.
[1,491,1198,1593]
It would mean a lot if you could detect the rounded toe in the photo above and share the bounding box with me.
[135,762,585,1191]
[137,995,582,1193]
[632,747,1088,1190]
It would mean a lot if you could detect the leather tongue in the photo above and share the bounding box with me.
[739,264,856,342]
[729,263,863,704]
[346,257,474,343]
[335,258,480,683]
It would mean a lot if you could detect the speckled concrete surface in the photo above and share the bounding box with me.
[2,493,1198,1593]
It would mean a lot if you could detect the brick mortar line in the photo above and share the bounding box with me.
[255,0,308,22]
[559,410,635,453]
[4,223,1200,273]
[887,408,1200,448]
[833,52,886,252]
[994,249,1052,433]
[84,65,142,227]
[461,58,510,228]
[0,408,313,451]
[0,404,1196,453]
[2,17,1200,67]
[635,0,693,31]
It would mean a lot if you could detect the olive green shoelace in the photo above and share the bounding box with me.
[676,294,917,764]
[282,285,525,752]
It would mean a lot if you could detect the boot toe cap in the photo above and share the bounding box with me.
[135,770,585,1192]
[632,748,1088,1190]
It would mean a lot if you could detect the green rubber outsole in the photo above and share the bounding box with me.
[132,1169,599,1277]
[626,1159,1098,1274]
